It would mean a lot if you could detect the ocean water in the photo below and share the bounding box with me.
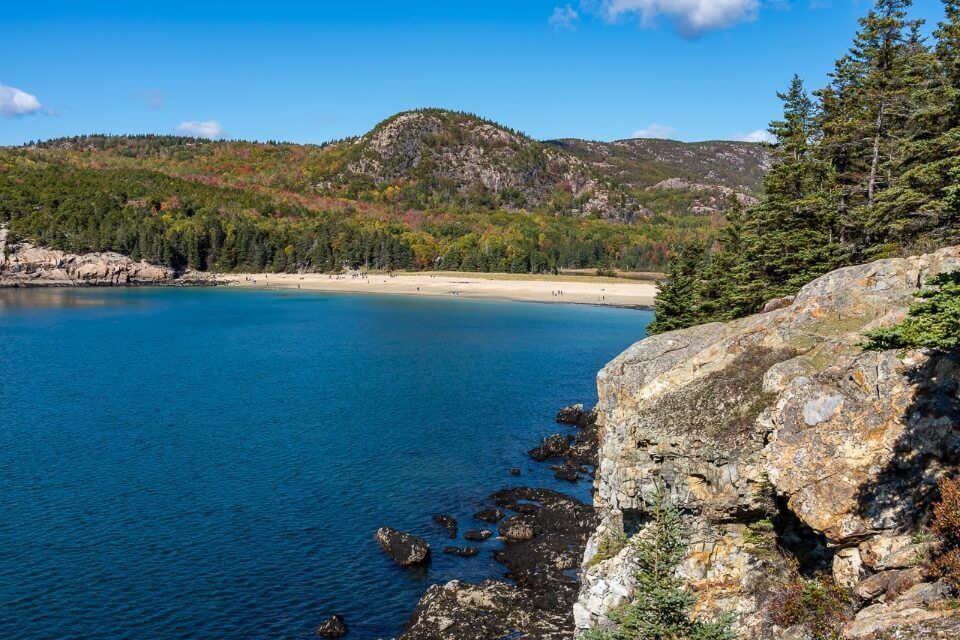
[0,288,651,639]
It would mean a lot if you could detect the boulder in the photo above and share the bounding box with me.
[556,404,586,425]
[499,516,538,542]
[399,580,571,640]
[554,467,580,482]
[375,527,430,567]
[463,529,493,541]
[529,434,572,462]
[315,615,347,637]
[473,507,504,523]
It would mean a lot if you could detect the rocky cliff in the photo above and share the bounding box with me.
[0,226,213,286]
[577,247,960,638]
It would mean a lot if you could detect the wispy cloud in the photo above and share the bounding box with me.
[140,89,166,110]
[549,4,580,30]
[595,0,760,37]
[733,129,775,143]
[632,123,677,139]
[0,83,43,118]
[175,120,225,140]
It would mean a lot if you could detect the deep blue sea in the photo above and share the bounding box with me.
[0,288,650,639]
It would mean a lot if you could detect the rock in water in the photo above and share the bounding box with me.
[375,527,430,567]
[555,403,585,425]
[554,467,580,482]
[315,615,347,637]
[508,467,521,476]
[400,580,571,640]
[401,487,597,638]
[499,516,538,542]
[463,529,493,541]
[528,434,572,461]
[442,546,479,557]
[432,514,457,538]
[473,507,504,523]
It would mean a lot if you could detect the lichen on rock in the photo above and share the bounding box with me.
[578,246,960,639]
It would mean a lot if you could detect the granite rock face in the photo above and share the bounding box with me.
[577,246,960,639]
[0,227,217,286]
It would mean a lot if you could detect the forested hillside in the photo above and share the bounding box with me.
[0,154,708,273]
[0,109,770,275]
[651,0,960,333]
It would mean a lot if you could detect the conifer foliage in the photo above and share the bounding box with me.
[653,0,960,333]
[582,491,734,640]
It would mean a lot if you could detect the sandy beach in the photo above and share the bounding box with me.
[224,271,658,308]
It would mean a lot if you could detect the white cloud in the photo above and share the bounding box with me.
[175,120,225,140]
[733,129,776,143]
[549,4,580,30]
[597,0,760,37]
[0,83,43,117]
[632,123,677,139]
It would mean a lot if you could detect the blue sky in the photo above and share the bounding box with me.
[0,1,949,146]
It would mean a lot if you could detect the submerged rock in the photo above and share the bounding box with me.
[375,527,430,567]
[433,514,458,539]
[442,546,479,557]
[315,615,347,637]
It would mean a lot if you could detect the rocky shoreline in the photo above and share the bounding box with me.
[355,404,603,640]
[380,247,960,640]
[0,227,225,287]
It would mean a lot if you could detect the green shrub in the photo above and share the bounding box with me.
[862,272,960,351]
[769,577,854,640]
[583,490,736,640]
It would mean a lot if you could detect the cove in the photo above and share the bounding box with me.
[0,288,650,639]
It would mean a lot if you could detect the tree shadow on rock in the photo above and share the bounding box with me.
[855,351,960,534]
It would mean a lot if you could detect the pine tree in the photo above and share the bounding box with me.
[868,1,960,251]
[581,490,734,640]
[743,76,849,298]
[647,240,709,335]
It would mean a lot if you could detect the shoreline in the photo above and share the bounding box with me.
[222,271,659,309]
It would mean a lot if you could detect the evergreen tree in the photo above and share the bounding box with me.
[742,76,849,299]
[647,240,709,335]
[652,0,960,333]
[582,490,734,640]
[862,270,960,350]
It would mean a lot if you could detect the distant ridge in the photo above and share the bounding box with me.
[24,108,771,222]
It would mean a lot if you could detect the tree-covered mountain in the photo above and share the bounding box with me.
[1,109,771,275]
[26,109,770,222]
[650,0,960,334]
